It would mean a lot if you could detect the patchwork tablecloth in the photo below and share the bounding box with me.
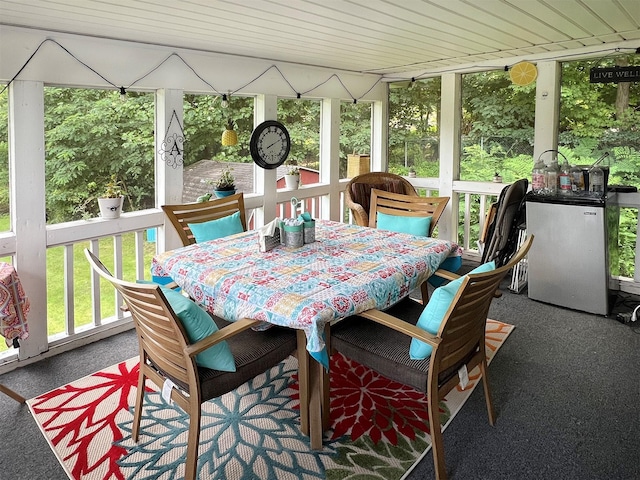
[152,220,461,367]
[0,262,30,348]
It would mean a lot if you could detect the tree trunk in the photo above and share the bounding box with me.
[615,57,630,118]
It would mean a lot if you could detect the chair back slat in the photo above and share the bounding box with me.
[434,236,534,376]
[369,188,449,237]
[84,250,195,386]
[162,192,247,246]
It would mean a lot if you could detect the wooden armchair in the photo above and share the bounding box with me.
[84,249,297,480]
[344,172,418,226]
[369,188,449,237]
[330,236,534,480]
[162,192,247,246]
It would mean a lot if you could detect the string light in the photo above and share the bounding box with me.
[1,38,384,104]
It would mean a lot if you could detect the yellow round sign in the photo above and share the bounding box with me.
[509,62,538,86]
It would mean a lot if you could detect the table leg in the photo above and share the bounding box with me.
[321,323,331,432]
[0,383,25,403]
[308,357,323,450]
[296,330,309,436]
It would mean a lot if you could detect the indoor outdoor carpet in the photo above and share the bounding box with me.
[28,319,513,480]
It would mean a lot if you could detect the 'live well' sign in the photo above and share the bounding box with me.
[590,66,640,83]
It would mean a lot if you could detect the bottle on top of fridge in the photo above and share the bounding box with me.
[531,158,546,194]
[569,164,584,192]
[590,166,605,195]
[544,160,559,195]
[559,157,572,195]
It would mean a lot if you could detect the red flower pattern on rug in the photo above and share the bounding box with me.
[29,359,145,480]
[328,352,442,445]
[28,319,512,480]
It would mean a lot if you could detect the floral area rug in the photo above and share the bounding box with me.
[28,319,513,480]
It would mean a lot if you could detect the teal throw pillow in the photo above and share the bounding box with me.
[409,261,496,360]
[377,211,431,237]
[188,211,243,243]
[158,286,236,372]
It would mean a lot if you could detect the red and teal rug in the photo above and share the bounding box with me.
[28,319,513,480]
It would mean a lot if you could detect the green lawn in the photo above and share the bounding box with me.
[1,216,156,353]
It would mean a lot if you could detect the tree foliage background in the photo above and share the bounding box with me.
[388,55,639,276]
[0,54,638,274]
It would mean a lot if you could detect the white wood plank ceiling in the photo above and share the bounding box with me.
[1,0,639,78]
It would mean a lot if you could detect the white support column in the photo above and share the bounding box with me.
[254,94,278,226]
[371,94,388,172]
[533,61,561,163]
[9,80,48,359]
[156,89,184,252]
[320,98,341,220]
[439,73,462,242]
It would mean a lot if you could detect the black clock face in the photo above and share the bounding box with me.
[250,120,291,169]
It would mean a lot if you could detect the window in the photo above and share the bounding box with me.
[340,100,372,179]
[183,93,254,199]
[388,78,441,177]
[560,55,640,278]
[44,87,155,223]
[278,98,321,181]
[461,70,535,183]
[0,85,10,233]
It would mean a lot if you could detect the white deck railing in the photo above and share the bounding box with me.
[1,181,638,368]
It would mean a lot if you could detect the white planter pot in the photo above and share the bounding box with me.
[284,174,300,189]
[98,196,124,219]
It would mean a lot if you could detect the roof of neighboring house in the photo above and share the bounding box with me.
[182,160,317,203]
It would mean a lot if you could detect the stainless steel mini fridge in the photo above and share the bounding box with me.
[526,193,616,315]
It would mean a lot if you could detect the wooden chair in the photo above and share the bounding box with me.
[84,249,297,480]
[369,188,449,237]
[162,192,247,246]
[330,236,534,480]
[344,172,418,226]
[0,383,25,403]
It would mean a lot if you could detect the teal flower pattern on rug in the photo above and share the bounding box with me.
[28,320,513,480]
[115,360,338,479]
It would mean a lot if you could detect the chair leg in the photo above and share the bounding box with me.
[0,383,25,403]
[479,359,496,425]
[184,406,201,480]
[420,281,429,305]
[132,371,146,442]
[427,382,448,480]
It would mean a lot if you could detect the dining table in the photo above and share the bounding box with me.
[152,219,461,448]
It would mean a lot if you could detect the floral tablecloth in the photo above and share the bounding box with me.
[152,220,461,367]
[0,262,30,348]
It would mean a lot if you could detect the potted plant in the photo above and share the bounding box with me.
[97,174,125,219]
[284,161,300,189]
[212,166,236,198]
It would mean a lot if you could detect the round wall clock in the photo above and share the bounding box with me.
[249,120,291,169]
